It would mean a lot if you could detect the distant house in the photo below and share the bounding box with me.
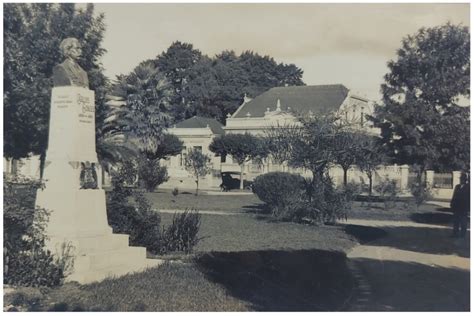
[161,116,225,189]
[164,84,379,190]
[225,84,377,135]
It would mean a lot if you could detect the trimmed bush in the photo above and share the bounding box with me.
[252,172,305,211]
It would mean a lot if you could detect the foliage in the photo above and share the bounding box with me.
[209,133,267,189]
[156,41,204,121]
[305,175,352,225]
[160,210,202,254]
[148,133,184,160]
[111,60,174,156]
[138,158,169,192]
[153,43,305,123]
[252,172,305,212]
[374,178,400,210]
[172,187,179,197]
[4,3,108,159]
[410,180,431,209]
[372,23,470,172]
[184,148,212,195]
[107,166,202,255]
[263,123,299,165]
[107,167,162,254]
[4,176,66,287]
[332,131,365,186]
[355,135,387,195]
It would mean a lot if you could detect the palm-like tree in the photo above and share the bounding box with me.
[112,60,174,156]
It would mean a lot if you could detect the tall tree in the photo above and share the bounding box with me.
[372,23,470,173]
[111,60,174,156]
[156,41,203,121]
[4,3,108,159]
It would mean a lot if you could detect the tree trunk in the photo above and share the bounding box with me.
[368,173,373,196]
[343,167,348,187]
[195,177,199,196]
[240,164,244,190]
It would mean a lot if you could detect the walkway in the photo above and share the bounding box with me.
[345,218,470,311]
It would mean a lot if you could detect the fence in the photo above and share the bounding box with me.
[433,173,453,189]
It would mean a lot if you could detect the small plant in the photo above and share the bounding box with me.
[184,149,212,195]
[410,180,431,209]
[160,210,201,254]
[172,187,179,197]
[374,178,399,210]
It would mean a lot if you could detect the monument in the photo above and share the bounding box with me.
[35,38,161,283]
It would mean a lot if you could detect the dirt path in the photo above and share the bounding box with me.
[345,218,470,311]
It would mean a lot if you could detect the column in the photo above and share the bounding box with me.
[452,171,461,188]
[400,165,409,192]
[425,170,435,188]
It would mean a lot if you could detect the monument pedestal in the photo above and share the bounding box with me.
[36,87,161,283]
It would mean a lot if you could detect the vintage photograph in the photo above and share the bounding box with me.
[3,1,470,312]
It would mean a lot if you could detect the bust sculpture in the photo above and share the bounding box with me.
[53,38,89,89]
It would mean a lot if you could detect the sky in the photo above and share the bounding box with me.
[93,3,470,101]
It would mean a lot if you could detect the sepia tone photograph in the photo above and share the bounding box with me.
[3,1,470,312]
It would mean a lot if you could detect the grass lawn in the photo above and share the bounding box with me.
[7,188,457,311]
[144,189,262,212]
[348,200,453,224]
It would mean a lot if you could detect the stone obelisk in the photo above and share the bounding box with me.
[36,38,160,283]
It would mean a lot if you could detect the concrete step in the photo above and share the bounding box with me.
[74,234,130,253]
[73,246,147,273]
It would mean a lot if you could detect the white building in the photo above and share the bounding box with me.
[161,116,225,190]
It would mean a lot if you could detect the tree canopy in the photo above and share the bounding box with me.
[153,43,305,123]
[209,133,267,189]
[372,23,470,172]
[4,3,108,159]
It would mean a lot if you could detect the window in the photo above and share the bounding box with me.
[193,146,202,152]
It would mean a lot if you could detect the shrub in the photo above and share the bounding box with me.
[107,186,163,254]
[138,158,169,192]
[374,178,400,210]
[4,175,66,287]
[252,172,305,210]
[172,187,179,197]
[107,166,202,255]
[160,210,201,254]
[307,176,351,224]
[410,180,431,209]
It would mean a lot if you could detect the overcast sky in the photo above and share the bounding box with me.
[94,3,469,101]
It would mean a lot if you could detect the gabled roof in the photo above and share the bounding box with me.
[174,116,225,134]
[233,84,350,118]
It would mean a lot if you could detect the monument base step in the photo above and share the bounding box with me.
[67,243,163,284]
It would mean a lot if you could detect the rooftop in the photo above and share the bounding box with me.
[232,84,351,118]
[174,116,225,134]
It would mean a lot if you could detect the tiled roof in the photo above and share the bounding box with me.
[174,116,225,134]
[233,84,350,118]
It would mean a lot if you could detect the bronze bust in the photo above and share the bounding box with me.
[53,38,89,89]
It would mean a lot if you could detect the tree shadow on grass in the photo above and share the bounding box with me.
[352,258,470,311]
[195,249,354,311]
[410,212,453,225]
[345,224,470,258]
